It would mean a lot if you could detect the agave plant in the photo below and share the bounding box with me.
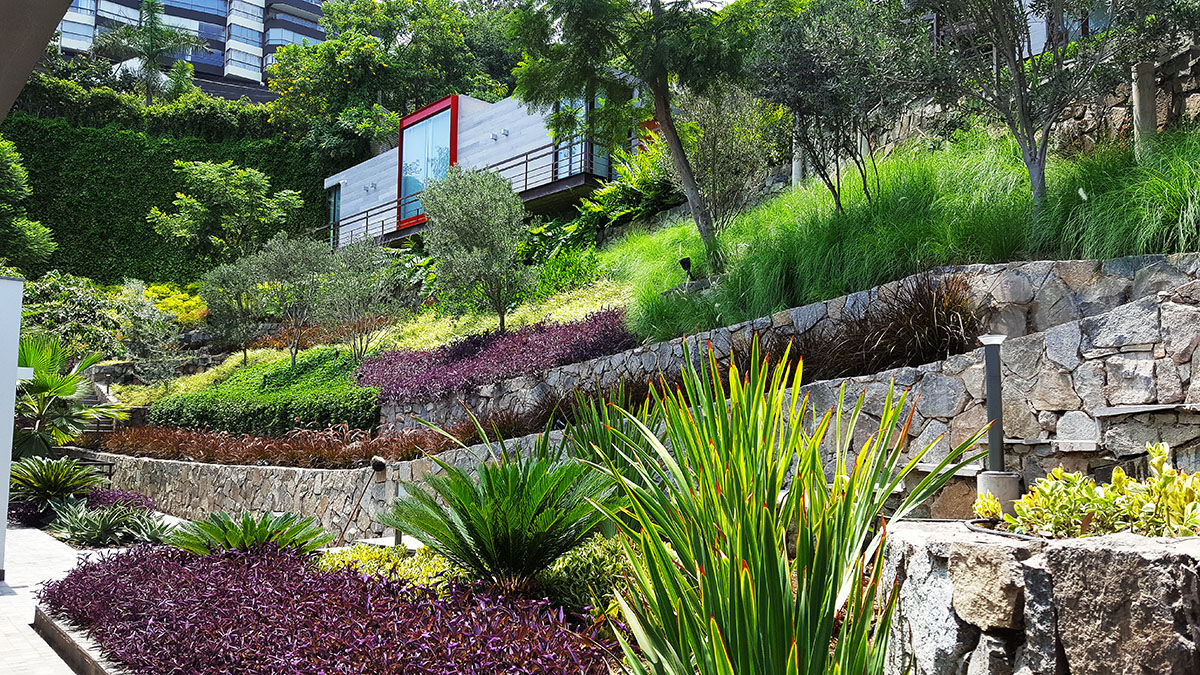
[169,512,333,556]
[379,417,625,590]
[14,334,127,458]
[594,338,985,675]
[10,456,104,506]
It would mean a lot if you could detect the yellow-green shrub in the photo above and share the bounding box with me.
[146,282,207,327]
[316,545,464,588]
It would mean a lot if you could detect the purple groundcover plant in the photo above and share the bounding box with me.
[7,499,45,527]
[85,488,157,511]
[359,309,636,401]
[39,544,616,674]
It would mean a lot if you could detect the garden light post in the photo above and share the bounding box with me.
[976,333,1022,516]
[0,275,25,581]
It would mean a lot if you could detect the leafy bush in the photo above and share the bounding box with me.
[537,533,630,615]
[249,317,392,351]
[9,456,104,506]
[39,544,615,674]
[563,379,661,488]
[21,270,126,357]
[0,133,55,272]
[148,346,379,435]
[379,428,624,590]
[112,349,286,407]
[359,309,636,401]
[100,424,461,468]
[145,282,207,327]
[317,545,466,588]
[528,246,604,302]
[7,499,45,527]
[169,512,333,555]
[85,488,156,511]
[974,443,1200,538]
[49,501,172,548]
[572,142,683,236]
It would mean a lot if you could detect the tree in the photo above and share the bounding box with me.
[201,257,264,365]
[14,335,126,459]
[422,166,532,333]
[148,160,303,264]
[0,135,55,272]
[119,280,182,389]
[893,0,1157,229]
[91,0,210,105]
[511,0,755,265]
[164,60,197,101]
[323,242,405,360]
[249,232,335,367]
[753,0,902,213]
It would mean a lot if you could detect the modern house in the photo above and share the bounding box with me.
[324,94,617,248]
[56,0,326,102]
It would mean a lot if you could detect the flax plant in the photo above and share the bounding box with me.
[596,339,985,675]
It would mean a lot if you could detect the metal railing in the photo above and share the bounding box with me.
[330,195,422,249]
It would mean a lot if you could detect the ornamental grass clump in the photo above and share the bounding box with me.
[40,544,616,674]
[595,338,984,675]
[974,443,1200,538]
[358,309,636,401]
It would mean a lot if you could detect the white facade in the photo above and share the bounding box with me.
[0,277,24,581]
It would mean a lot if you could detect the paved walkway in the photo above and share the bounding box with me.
[1,526,84,674]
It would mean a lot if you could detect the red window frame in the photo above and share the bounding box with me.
[396,95,459,232]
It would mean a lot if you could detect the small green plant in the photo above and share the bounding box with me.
[378,420,625,590]
[169,511,333,555]
[316,545,465,588]
[537,533,630,617]
[974,443,1200,538]
[9,456,104,507]
[49,501,172,547]
[564,380,661,488]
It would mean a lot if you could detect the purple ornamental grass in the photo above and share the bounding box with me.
[40,544,616,674]
[7,499,45,527]
[85,489,157,511]
[359,309,636,401]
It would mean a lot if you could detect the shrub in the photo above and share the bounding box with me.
[148,346,379,435]
[9,456,104,507]
[528,245,604,302]
[169,512,333,555]
[249,317,393,351]
[378,427,624,590]
[39,545,615,674]
[49,501,172,547]
[145,282,207,327]
[572,142,683,237]
[537,533,630,615]
[359,309,636,401]
[21,270,126,357]
[85,488,156,511]
[100,424,459,468]
[317,545,466,588]
[7,499,45,527]
[974,443,1200,538]
[563,379,661,488]
[112,349,286,407]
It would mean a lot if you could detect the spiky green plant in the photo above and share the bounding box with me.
[594,339,985,675]
[564,380,662,487]
[49,501,172,547]
[169,512,333,555]
[378,419,625,590]
[10,456,104,506]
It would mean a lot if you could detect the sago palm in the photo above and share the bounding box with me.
[91,0,210,105]
[15,335,126,458]
[594,338,986,675]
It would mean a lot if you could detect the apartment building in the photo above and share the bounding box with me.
[56,0,325,101]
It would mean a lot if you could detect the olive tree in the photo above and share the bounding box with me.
[323,241,405,360]
[201,255,264,365]
[250,232,335,367]
[421,166,532,333]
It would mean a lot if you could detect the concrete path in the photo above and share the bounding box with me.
[1,526,84,675]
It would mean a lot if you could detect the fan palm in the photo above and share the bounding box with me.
[14,335,126,458]
[91,0,210,105]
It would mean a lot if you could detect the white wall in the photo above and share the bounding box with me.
[325,147,399,244]
[0,276,24,581]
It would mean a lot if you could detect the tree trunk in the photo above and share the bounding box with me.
[649,82,719,268]
[1026,151,1048,244]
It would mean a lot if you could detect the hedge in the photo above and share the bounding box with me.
[0,113,332,284]
[147,347,380,436]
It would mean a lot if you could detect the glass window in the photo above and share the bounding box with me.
[60,19,94,41]
[400,110,452,220]
[266,27,319,47]
[189,49,223,66]
[274,12,321,30]
[230,0,263,21]
[228,23,260,46]
[69,0,97,15]
[327,185,341,224]
[164,0,228,15]
[197,21,222,41]
[225,48,260,71]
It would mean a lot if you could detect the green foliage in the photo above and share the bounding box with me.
[0,113,330,284]
[977,444,1200,538]
[49,501,172,547]
[597,339,984,675]
[571,143,683,237]
[112,349,284,407]
[169,511,333,555]
[378,423,624,590]
[20,270,126,357]
[15,335,127,457]
[164,60,197,101]
[564,379,661,488]
[10,456,104,505]
[90,0,210,105]
[247,232,336,366]
[537,533,630,616]
[148,160,304,264]
[316,544,466,588]
[423,167,533,333]
[324,242,407,360]
[147,346,377,435]
[528,246,604,303]
[200,257,268,361]
[145,282,206,327]
[118,280,182,387]
[0,134,56,272]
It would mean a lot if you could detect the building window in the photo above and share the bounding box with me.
[327,185,341,224]
[60,19,94,42]
[273,12,321,30]
[189,49,223,66]
[228,23,261,47]
[164,0,228,15]
[400,109,451,221]
[197,21,222,41]
[266,27,319,47]
[230,0,263,22]
[225,48,261,71]
[69,0,97,15]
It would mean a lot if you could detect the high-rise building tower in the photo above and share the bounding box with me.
[56,0,325,102]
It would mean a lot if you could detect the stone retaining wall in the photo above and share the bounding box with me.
[382,254,1200,435]
[883,521,1200,675]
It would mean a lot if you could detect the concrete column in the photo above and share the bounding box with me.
[0,276,25,581]
[1132,61,1157,162]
